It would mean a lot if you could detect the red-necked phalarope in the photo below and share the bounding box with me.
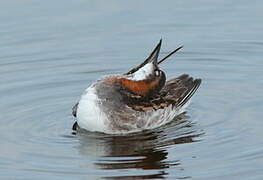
[72,40,201,134]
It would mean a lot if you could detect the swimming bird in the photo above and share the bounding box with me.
[72,40,201,134]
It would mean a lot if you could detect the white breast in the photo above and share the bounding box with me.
[76,85,107,132]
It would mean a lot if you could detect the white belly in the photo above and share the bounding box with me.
[76,86,107,132]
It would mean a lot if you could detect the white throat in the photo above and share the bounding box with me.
[127,63,154,81]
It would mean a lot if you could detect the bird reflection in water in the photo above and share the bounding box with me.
[75,113,203,179]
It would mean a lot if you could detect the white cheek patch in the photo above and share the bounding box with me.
[127,63,154,81]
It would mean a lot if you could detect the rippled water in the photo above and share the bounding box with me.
[1,1,263,179]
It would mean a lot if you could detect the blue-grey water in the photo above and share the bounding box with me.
[1,1,263,179]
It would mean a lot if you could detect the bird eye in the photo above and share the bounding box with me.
[155,70,160,76]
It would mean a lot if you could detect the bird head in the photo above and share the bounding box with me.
[118,40,182,97]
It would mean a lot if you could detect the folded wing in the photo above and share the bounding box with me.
[128,74,201,111]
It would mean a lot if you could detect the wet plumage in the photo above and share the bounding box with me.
[72,40,201,134]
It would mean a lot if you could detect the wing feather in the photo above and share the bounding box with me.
[126,74,201,111]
